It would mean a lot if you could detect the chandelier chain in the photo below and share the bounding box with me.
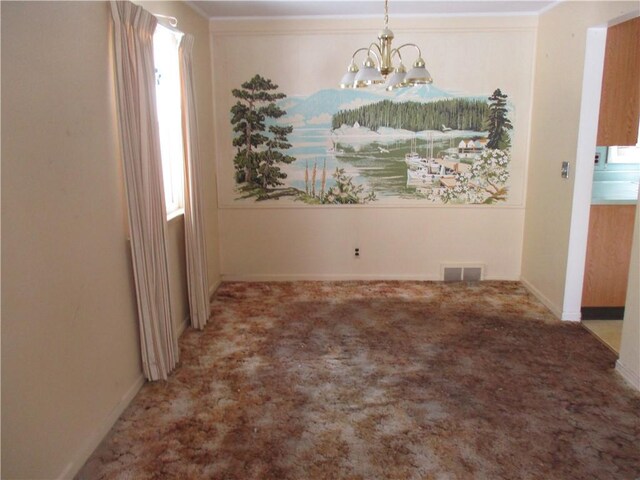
[384,0,389,27]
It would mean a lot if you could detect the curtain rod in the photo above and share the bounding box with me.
[154,13,178,28]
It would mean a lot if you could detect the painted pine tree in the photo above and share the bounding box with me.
[230,75,294,189]
[259,124,295,188]
[485,89,513,149]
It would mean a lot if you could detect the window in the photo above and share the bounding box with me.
[607,121,640,165]
[607,145,640,164]
[153,24,185,217]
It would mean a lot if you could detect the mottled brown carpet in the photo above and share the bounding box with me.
[78,281,640,480]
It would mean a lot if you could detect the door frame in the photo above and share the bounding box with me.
[561,26,606,321]
[563,12,639,321]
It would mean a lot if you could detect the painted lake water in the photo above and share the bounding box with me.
[281,127,485,198]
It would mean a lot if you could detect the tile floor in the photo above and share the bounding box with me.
[581,320,623,353]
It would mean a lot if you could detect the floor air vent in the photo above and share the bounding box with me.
[441,265,484,282]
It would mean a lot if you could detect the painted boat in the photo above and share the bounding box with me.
[406,158,446,174]
[405,154,445,173]
[404,152,426,166]
[407,168,454,184]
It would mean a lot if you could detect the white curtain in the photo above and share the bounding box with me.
[179,35,210,330]
[110,0,178,380]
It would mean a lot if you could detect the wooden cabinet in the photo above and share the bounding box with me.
[597,16,640,146]
[582,204,637,307]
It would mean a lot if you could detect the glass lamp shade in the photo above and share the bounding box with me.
[339,60,359,89]
[354,57,385,88]
[385,64,407,91]
[405,58,433,85]
[340,70,358,89]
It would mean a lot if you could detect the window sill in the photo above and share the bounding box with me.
[167,208,184,223]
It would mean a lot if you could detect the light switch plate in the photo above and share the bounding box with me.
[561,161,570,179]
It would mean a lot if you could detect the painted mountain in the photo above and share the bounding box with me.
[279,85,458,128]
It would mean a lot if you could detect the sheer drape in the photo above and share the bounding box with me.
[179,35,210,330]
[110,0,178,380]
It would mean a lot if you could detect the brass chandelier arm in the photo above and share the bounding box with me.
[350,46,372,61]
[394,43,423,58]
[349,43,382,65]
[390,48,403,62]
[366,42,383,65]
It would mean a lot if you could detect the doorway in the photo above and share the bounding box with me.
[567,17,639,354]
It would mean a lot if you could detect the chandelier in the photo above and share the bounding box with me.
[339,0,433,90]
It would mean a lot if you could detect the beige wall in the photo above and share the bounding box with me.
[1,3,141,478]
[167,216,190,334]
[1,1,219,478]
[521,1,639,314]
[220,208,525,280]
[617,193,640,388]
[212,16,536,281]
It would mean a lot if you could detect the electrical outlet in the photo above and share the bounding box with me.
[354,248,360,257]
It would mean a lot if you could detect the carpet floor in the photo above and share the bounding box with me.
[77,281,640,480]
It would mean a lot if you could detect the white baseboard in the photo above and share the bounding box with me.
[520,276,565,320]
[58,374,145,480]
[219,273,521,282]
[560,311,582,322]
[615,359,640,391]
[482,275,521,281]
[221,273,443,282]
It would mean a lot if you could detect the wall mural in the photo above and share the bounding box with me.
[230,74,513,205]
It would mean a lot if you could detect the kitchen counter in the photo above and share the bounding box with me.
[591,180,639,205]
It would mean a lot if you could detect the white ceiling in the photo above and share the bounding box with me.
[188,1,559,19]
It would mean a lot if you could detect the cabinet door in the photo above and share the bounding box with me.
[582,205,636,307]
[597,16,640,146]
